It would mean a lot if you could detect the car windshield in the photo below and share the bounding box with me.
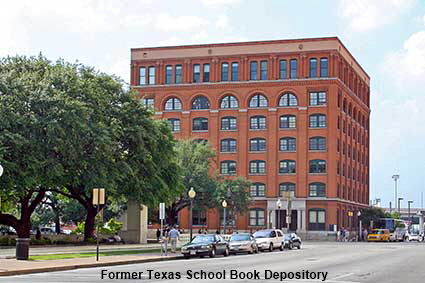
[253,231,271,238]
[372,230,384,234]
[191,235,215,243]
[230,234,250,241]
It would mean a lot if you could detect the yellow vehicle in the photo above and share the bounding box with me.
[367,229,390,242]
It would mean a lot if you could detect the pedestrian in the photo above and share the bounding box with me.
[156,229,161,242]
[168,226,180,253]
[216,229,220,235]
[362,228,368,241]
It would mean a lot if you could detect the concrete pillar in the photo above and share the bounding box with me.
[119,200,148,244]
[269,210,276,229]
[419,213,424,233]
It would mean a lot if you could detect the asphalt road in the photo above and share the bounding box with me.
[2,242,424,283]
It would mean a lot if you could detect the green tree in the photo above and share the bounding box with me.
[359,206,386,227]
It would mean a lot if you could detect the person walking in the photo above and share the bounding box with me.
[156,229,161,242]
[168,226,180,253]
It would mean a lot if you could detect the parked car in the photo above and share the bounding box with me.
[181,234,230,259]
[253,229,284,252]
[40,227,56,235]
[0,226,16,235]
[228,233,258,254]
[282,232,302,250]
[367,229,390,242]
[405,231,422,242]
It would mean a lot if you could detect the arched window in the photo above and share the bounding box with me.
[192,117,208,131]
[279,160,296,174]
[249,160,266,174]
[279,183,295,196]
[250,183,265,197]
[220,138,237,153]
[309,182,326,197]
[309,137,326,150]
[249,94,268,107]
[167,118,180,132]
[309,114,326,128]
[249,208,265,226]
[309,208,326,230]
[192,96,210,110]
[221,116,237,130]
[343,98,347,112]
[250,138,266,151]
[279,93,298,107]
[280,115,296,129]
[220,160,236,175]
[250,116,266,129]
[348,103,352,116]
[220,95,239,108]
[164,97,182,110]
[353,107,357,121]
[309,159,326,173]
[279,137,296,151]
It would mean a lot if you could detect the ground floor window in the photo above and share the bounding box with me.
[249,208,265,226]
[309,208,326,230]
[192,208,207,226]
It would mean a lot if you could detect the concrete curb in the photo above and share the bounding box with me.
[0,255,181,277]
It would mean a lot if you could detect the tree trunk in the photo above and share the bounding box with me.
[54,212,61,234]
[166,207,177,225]
[84,206,96,241]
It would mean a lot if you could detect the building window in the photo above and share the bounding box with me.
[221,116,237,130]
[220,138,237,153]
[309,91,327,106]
[167,118,180,132]
[280,115,296,129]
[143,98,154,109]
[279,60,287,79]
[260,60,268,80]
[250,116,266,130]
[309,137,326,150]
[309,114,326,128]
[309,208,326,230]
[250,61,258,80]
[139,67,146,85]
[221,62,229,81]
[148,66,155,85]
[164,97,182,111]
[309,58,317,78]
[249,94,268,107]
[343,98,347,112]
[279,93,298,107]
[250,160,266,174]
[193,64,200,83]
[279,137,296,151]
[249,209,265,226]
[309,159,326,173]
[220,95,239,108]
[250,138,266,151]
[192,117,208,131]
[231,62,239,81]
[192,208,207,226]
[250,183,265,197]
[165,65,173,84]
[290,59,297,79]
[220,160,236,175]
[309,183,326,197]
[337,138,340,152]
[192,96,210,110]
[279,183,295,196]
[203,64,210,82]
[320,58,328,77]
[175,65,182,84]
[338,91,341,108]
[279,160,296,174]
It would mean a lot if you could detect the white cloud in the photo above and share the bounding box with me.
[155,13,209,32]
[200,0,240,8]
[215,14,229,29]
[339,0,415,32]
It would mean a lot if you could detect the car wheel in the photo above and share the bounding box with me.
[248,246,254,254]
[223,247,229,257]
[209,247,216,258]
[184,255,191,259]
[254,245,259,253]
[279,243,284,251]
[269,243,273,252]
[289,243,293,250]
[297,244,301,249]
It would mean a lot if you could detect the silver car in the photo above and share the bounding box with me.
[253,229,284,252]
[228,233,258,254]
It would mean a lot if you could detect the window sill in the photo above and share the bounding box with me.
[278,173,296,175]
[220,129,238,132]
[249,129,267,131]
[308,127,327,129]
[220,151,237,154]
[309,105,327,107]
[248,173,267,176]
[279,150,296,153]
[249,151,266,153]
[220,173,237,176]
[192,130,209,132]
[279,128,297,130]
[309,173,327,176]
[309,150,327,153]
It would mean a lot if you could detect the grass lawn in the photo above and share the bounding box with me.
[29,248,178,260]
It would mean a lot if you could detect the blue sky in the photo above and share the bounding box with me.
[1,0,425,209]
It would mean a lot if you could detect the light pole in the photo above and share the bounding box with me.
[188,187,196,241]
[222,200,227,235]
[357,211,362,241]
[276,199,282,229]
[408,200,413,229]
[392,175,400,211]
[92,188,105,262]
[398,197,403,214]
[0,164,3,213]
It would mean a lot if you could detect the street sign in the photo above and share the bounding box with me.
[159,202,165,220]
[92,188,105,205]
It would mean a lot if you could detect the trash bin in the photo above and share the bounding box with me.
[16,238,30,260]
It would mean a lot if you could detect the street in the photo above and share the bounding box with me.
[1,242,424,283]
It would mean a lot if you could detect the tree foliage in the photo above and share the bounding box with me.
[359,206,386,227]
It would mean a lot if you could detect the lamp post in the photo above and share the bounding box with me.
[222,200,227,235]
[357,211,362,241]
[398,197,403,214]
[92,188,105,261]
[392,175,400,211]
[0,164,3,213]
[188,187,196,241]
[276,199,282,229]
[408,200,413,229]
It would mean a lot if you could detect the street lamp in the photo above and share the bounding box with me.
[392,175,400,211]
[222,200,227,235]
[408,200,414,229]
[188,187,196,241]
[276,199,282,229]
[398,197,404,214]
[357,211,362,241]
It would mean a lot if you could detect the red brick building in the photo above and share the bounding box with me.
[130,37,370,234]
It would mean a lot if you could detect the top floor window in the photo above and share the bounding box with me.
[290,59,297,79]
[260,60,268,80]
[148,66,155,85]
[279,60,287,79]
[203,64,210,82]
[139,67,146,85]
[249,94,268,108]
[193,64,201,83]
[220,95,238,108]
[165,65,173,84]
[309,91,327,106]
[320,58,328,77]
[279,93,298,107]
[231,62,239,81]
[192,96,210,110]
[175,65,182,84]
[250,61,258,80]
[221,62,229,81]
[309,58,317,78]
[164,97,182,111]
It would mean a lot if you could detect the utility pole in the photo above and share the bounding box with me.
[392,175,400,211]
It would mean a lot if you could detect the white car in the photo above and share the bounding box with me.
[405,231,422,242]
[253,229,284,252]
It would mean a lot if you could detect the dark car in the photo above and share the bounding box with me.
[0,226,16,235]
[282,233,302,250]
[228,233,258,254]
[181,234,230,259]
